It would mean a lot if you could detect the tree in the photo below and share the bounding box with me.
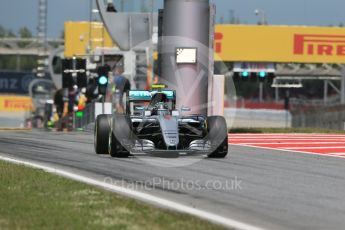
[0,25,17,38]
[18,27,32,38]
[7,29,16,37]
[0,25,6,37]
[17,27,32,48]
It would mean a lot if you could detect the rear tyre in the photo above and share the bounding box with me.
[109,114,131,158]
[94,114,112,154]
[206,116,228,158]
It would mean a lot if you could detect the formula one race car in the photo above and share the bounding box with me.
[94,88,228,158]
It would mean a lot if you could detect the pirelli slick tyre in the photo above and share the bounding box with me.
[94,114,112,154]
[206,116,228,158]
[109,114,131,158]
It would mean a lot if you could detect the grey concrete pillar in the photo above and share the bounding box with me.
[161,0,210,115]
[259,82,263,102]
[341,66,345,104]
[323,80,328,105]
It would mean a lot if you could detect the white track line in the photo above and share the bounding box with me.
[231,144,345,159]
[327,153,345,156]
[229,142,345,145]
[0,155,264,230]
[229,134,345,136]
[229,138,345,140]
[283,146,345,150]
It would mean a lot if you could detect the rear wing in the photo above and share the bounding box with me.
[127,90,176,102]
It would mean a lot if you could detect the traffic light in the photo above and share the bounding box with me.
[258,71,267,82]
[97,65,110,95]
[259,71,266,78]
[267,73,276,85]
[62,59,73,88]
[62,58,87,88]
[232,72,240,82]
[241,71,249,77]
[250,72,257,82]
[76,58,87,88]
[232,70,274,83]
[240,70,249,81]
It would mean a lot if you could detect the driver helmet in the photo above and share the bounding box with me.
[155,102,169,110]
[150,92,168,106]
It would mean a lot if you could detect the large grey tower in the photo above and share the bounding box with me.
[160,0,211,115]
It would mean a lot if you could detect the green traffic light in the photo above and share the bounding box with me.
[98,76,108,85]
[259,71,266,78]
[241,71,249,77]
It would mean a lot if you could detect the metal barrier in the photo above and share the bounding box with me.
[224,108,292,128]
[291,104,345,130]
[290,95,340,108]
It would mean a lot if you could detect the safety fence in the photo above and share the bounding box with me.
[224,108,292,128]
[291,104,345,130]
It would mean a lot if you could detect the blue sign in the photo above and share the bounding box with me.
[0,72,35,95]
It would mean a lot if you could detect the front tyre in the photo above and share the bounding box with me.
[206,116,228,158]
[109,114,131,158]
[94,114,112,154]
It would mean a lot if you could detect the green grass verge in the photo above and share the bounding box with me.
[229,127,345,134]
[0,161,227,230]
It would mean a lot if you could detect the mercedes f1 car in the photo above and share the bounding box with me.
[94,89,228,158]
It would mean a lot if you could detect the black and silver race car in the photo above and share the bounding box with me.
[94,89,228,158]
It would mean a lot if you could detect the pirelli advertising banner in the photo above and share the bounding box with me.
[0,96,33,112]
[214,25,345,64]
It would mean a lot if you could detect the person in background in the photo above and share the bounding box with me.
[54,88,64,119]
[112,63,131,113]
[85,77,98,103]
[77,88,87,111]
